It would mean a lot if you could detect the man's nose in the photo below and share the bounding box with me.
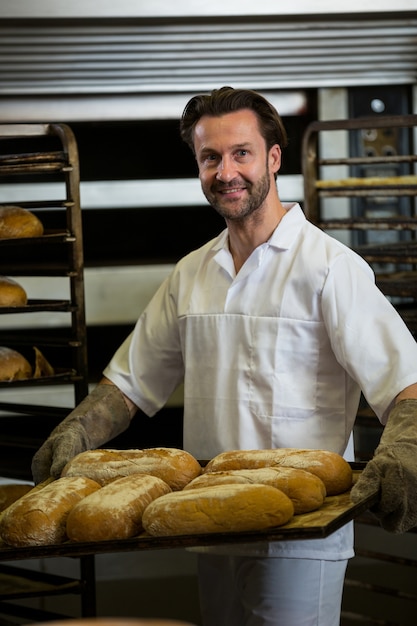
[216,156,236,182]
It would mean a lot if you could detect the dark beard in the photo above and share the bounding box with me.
[203,168,271,222]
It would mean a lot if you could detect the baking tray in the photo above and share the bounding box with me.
[0,467,378,563]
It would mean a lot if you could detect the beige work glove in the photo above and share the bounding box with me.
[31,384,133,484]
[350,398,417,533]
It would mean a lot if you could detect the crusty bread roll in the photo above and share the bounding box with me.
[61,447,202,490]
[0,483,33,513]
[67,473,172,542]
[0,205,44,239]
[0,476,101,546]
[142,483,294,536]
[0,276,27,307]
[0,346,32,381]
[0,478,54,526]
[184,466,326,514]
[203,449,352,496]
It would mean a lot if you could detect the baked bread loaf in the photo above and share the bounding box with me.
[67,473,171,542]
[61,447,202,490]
[0,277,27,307]
[0,206,44,239]
[184,466,326,514]
[0,347,32,381]
[0,478,55,523]
[142,483,294,536]
[0,483,33,513]
[203,449,352,496]
[0,476,101,546]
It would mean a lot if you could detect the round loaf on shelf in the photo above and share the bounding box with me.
[142,483,295,537]
[0,205,44,239]
[0,346,32,381]
[0,276,27,306]
[203,448,353,496]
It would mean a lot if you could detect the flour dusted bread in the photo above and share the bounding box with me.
[0,478,52,525]
[142,483,294,536]
[184,466,326,514]
[67,473,172,542]
[0,347,32,381]
[0,277,27,307]
[0,206,44,239]
[62,447,202,490]
[0,476,101,546]
[61,449,130,485]
[203,449,352,496]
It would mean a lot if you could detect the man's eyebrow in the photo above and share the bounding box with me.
[232,142,252,150]
[199,142,252,156]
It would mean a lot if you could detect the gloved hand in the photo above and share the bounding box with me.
[350,398,417,533]
[31,383,134,484]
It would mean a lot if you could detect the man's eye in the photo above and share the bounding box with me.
[201,154,217,165]
[237,149,248,157]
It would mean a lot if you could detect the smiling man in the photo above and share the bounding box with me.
[32,87,417,626]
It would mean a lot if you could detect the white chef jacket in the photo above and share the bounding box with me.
[104,203,417,560]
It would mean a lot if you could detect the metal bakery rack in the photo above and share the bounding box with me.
[302,114,417,344]
[0,123,89,476]
[302,114,417,626]
[0,123,90,623]
[302,113,417,455]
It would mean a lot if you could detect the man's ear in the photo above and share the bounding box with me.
[269,144,282,175]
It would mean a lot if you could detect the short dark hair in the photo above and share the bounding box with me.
[180,86,288,155]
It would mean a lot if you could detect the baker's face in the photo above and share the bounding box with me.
[193,109,281,221]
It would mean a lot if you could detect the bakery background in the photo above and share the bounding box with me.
[0,1,416,624]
